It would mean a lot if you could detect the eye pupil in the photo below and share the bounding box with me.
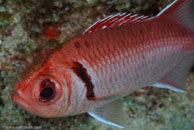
[40,87,53,99]
[39,79,55,102]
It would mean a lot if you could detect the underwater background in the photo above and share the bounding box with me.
[0,0,194,129]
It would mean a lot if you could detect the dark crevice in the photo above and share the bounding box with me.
[71,62,96,100]
[0,70,4,106]
[191,65,194,73]
[0,97,4,106]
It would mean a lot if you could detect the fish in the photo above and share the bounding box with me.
[12,0,194,128]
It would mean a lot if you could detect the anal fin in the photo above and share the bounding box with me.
[152,54,194,92]
[88,99,127,128]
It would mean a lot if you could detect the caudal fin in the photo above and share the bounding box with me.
[157,0,194,31]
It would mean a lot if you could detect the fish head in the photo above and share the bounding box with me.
[12,63,76,117]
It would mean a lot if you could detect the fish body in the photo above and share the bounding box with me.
[12,0,194,128]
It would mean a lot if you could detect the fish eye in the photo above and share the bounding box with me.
[40,87,53,99]
[39,79,56,102]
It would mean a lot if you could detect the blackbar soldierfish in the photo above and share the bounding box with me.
[12,0,194,128]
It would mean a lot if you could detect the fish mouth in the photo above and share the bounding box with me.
[12,91,34,114]
[12,90,49,117]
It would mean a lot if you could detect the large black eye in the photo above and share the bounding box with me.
[40,87,53,99]
[39,79,55,102]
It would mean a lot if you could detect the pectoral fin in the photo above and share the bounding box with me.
[88,99,127,128]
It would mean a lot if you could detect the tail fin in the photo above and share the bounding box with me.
[157,0,194,31]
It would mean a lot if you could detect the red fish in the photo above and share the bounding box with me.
[12,0,194,128]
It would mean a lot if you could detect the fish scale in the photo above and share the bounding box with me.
[70,19,193,98]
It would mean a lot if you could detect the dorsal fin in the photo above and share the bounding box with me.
[19,40,61,81]
[157,0,194,31]
[83,13,150,34]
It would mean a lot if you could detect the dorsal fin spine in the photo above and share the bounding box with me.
[117,13,133,25]
[83,13,150,34]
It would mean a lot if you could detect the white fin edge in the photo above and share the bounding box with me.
[157,0,194,31]
[157,0,178,16]
[83,13,150,34]
[152,83,186,93]
[88,112,124,128]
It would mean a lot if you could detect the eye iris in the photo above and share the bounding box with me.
[40,87,53,99]
[39,79,55,101]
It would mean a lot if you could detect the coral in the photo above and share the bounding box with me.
[1,0,194,130]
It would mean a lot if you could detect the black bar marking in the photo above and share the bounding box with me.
[71,62,96,100]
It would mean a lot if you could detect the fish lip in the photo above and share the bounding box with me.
[12,90,34,114]
[11,90,20,102]
[12,92,54,118]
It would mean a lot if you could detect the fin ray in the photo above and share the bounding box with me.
[88,112,124,128]
[157,0,194,31]
[83,13,149,34]
[88,99,127,128]
[152,53,194,92]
